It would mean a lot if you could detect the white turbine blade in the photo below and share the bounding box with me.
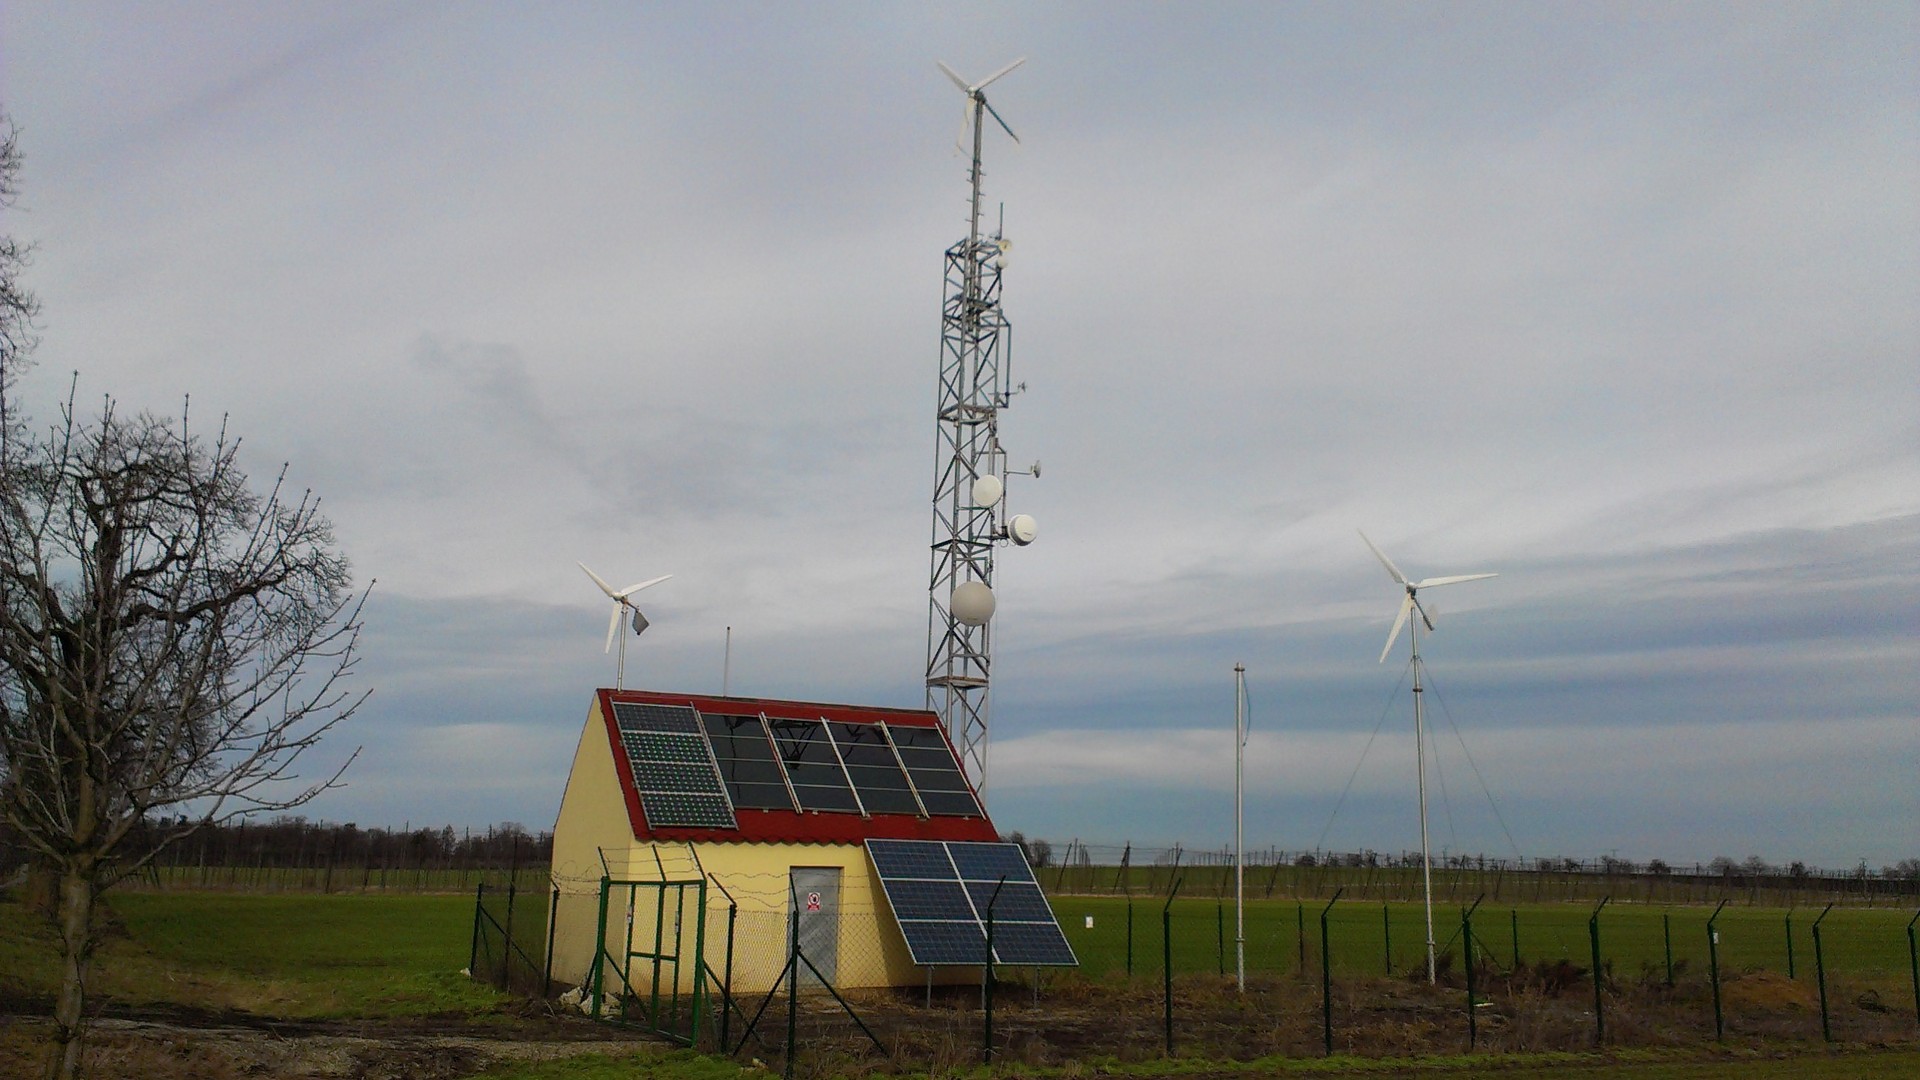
[955,99,971,153]
[1379,595,1414,663]
[579,561,619,599]
[982,98,1020,144]
[1414,572,1498,589]
[972,56,1026,91]
[936,60,971,94]
[614,573,673,598]
[605,604,621,653]
[1358,530,1408,586]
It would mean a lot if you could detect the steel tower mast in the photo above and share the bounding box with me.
[926,59,1033,793]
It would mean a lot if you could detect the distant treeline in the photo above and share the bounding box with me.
[1,816,554,882]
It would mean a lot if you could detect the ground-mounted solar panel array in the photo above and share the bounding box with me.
[866,839,1079,966]
[609,700,984,830]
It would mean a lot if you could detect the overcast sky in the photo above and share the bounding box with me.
[3,2,1914,868]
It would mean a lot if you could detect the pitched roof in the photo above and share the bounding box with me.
[597,688,1000,845]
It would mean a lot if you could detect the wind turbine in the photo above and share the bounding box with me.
[579,562,671,690]
[935,57,1024,249]
[1359,530,1496,984]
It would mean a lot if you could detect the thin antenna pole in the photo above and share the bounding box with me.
[1413,621,1435,983]
[723,626,732,696]
[1234,663,1246,992]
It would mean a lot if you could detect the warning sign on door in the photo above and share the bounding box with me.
[806,891,821,912]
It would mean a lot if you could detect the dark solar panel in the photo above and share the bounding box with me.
[866,840,1077,967]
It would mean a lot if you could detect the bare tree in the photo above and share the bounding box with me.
[1,113,40,399]
[0,395,369,1078]
[0,116,369,1080]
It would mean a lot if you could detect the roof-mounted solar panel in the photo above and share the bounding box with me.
[611,702,738,830]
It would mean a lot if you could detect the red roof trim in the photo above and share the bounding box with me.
[593,688,998,845]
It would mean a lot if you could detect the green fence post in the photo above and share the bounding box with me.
[1812,901,1835,1042]
[1126,897,1135,977]
[649,884,667,1028]
[785,896,798,1080]
[1785,908,1795,980]
[1510,908,1520,972]
[1463,903,1480,1050]
[690,881,709,1047]
[544,885,559,998]
[1321,887,1345,1056]
[1707,898,1729,1041]
[1588,896,1610,1046]
[592,876,611,1021]
[500,880,516,988]
[468,882,484,977]
[1217,901,1225,977]
[1383,903,1392,975]
[1163,877,1183,1056]
[1663,912,1673,989]
[1907,909,1919,1032]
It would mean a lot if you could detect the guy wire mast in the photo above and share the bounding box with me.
[925,58,1039,797]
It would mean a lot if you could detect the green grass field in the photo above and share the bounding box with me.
[1048,895,1919,985]
[5,886,1918,1080]
[0,889,510,1017]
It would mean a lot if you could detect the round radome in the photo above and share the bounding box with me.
[970,474,1004,508]
[1007,514,1038,545]
[950,580,996,626]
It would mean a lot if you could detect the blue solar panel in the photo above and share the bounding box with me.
[897,920,988,965]
[866,840,1077,967]
[868,839,959,879]
[966,881,1054,923]
[948,841,1036,884]
[986,922,1079,966]
[880,879,973,921]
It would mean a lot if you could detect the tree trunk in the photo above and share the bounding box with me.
[46,865,95,1080]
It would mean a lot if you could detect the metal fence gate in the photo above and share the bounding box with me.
[589,874,711,1045]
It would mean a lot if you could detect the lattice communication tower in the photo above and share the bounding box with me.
[925,59,1037,795]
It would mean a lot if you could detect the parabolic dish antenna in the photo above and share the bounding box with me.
[951,580,996,626]
[1007,514,1038,546]
[971,474,1004,508]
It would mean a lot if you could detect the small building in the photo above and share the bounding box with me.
[549,688,1074,1000]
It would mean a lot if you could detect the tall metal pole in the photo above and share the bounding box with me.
[1412,622,1436,983]
[1233,663,1246,991]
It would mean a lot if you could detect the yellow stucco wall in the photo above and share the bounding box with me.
[547,697,981,996]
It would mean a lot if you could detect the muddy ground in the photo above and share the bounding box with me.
[4,965,1916,1079]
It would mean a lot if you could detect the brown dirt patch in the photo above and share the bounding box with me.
[0,1011,667,1080]
[1722,971,1819,1010]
